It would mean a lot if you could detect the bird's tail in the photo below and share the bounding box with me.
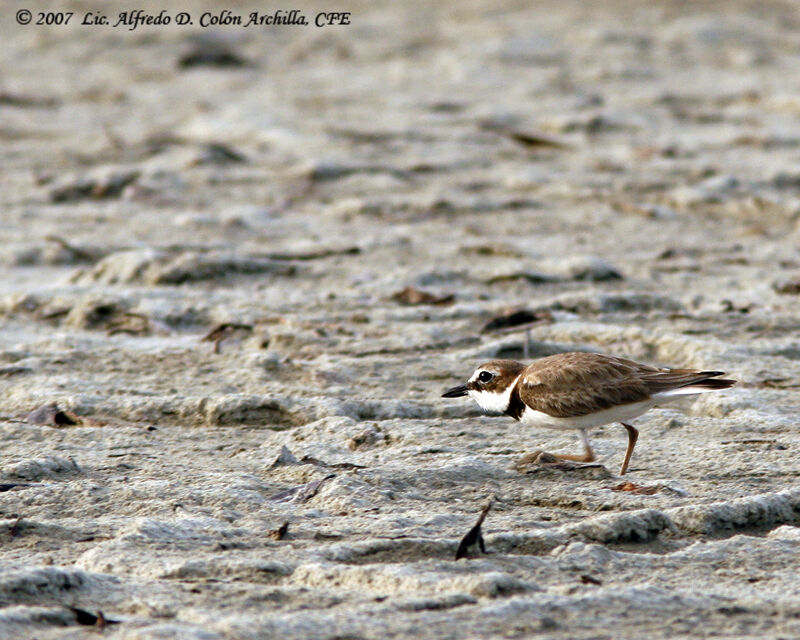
[688,376,737,391]
[649,370,736,397]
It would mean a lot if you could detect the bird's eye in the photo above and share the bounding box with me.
[478,371,494,383]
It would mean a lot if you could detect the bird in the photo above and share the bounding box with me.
[441,352,736,475]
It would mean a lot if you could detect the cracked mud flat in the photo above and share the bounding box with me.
[2,0,800,637]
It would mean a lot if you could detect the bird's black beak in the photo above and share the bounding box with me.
[442,384,469,398]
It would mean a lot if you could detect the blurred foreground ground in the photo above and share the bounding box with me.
[1,1,800,638]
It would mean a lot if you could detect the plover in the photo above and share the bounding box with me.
[442,352,735,475]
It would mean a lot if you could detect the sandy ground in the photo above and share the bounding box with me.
[1,0,800,637]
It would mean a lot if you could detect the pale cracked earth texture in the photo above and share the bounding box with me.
[1,0,800,638]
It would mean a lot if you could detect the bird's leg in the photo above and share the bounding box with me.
[619,423,639,475]
[547,428,596,462]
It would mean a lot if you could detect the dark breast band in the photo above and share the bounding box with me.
[505,384,525,420]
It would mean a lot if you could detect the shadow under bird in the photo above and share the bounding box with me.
[442,352,736,475]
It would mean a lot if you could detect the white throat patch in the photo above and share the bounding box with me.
[468,374,520,414]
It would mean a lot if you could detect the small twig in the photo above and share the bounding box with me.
[455,498,493,560]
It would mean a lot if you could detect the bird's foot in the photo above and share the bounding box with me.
[515,450,548,469]
[514,451,607,474]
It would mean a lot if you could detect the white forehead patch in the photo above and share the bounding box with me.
[468,368,487,383]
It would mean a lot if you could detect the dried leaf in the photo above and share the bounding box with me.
[0,92,59,108]
[0,366,32,377]
[68,607,120,627]
[262,246,360,261]
[607,481,661,495]
[49,171,139,203]
[755,378,800,389]
[720,300,753,314]
[25,403,79,426]
[299,455,366,470]
[178,39,250,68]
[107,312,158,337]
[505,130,571,149]
[391,286,454,306]
[774,280,800,295]
[485,271,561,285]
[268,474,335,503]
[480,120,571,150]
[0,484,33,492]
[459,244,524,258]
[192,143,248,166]
[482,309,553,333]
[268,445,299,469]
[268,521,289,541]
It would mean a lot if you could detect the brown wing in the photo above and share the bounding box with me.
[516,352,733,418]
[516,352,658,418]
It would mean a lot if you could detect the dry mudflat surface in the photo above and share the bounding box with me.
[1,0,800,637]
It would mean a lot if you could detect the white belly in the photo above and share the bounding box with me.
[518,400,655,431]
